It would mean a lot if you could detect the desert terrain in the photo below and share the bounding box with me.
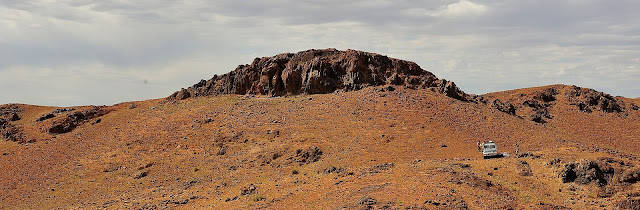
[1,49,639,209]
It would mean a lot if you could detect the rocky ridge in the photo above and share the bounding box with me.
[168,49,470,101]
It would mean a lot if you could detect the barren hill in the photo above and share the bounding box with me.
[1,49,639,209]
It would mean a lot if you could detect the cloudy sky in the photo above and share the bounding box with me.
[1,0,640,106]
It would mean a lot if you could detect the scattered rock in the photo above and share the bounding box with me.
[138,162,154,170]
[128,104,136,109]
[225,196,239,202]
[517,152,541,159]
[294,146,323,164]
[216,146,227,156]
[537,202,570,209]
[621,167,640,184]
[103,165,121,173]
[266,129,280,138]
[358,197,377,206]
[169,199,189,205]
[322,166,344,174]
[615,198,640,210]
[546,158,561,167]
[493,99,517,115]
[365,162,395,174]
[134,171,148,179]
[517,160,533,176]
[240,184,257,195]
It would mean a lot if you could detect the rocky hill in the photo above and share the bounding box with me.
[168,49,470,101]
[1,49,639,209]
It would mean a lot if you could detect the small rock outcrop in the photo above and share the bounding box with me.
[567,86,626,113]
[48,107,110,134]
[559,160,614,186]
[168,49,471,101]
[0,104,25,143]
[294,146,323,165]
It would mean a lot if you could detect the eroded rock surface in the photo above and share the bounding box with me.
[168,49,470,101]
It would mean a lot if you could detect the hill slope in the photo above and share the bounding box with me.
[1,50,639,209]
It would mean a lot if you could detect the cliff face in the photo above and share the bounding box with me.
[168,49,470,101]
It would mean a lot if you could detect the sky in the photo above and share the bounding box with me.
[1,0,640,106]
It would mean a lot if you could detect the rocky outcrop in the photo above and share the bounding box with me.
[48,107,110,134]
[0,104,25,143]
[168,49,471,101]
[559,160,615,186]
[567,86,625,113]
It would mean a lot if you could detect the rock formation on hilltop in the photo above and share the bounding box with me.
[168,48,471,101]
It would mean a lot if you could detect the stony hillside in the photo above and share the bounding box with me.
[1,50,639,209]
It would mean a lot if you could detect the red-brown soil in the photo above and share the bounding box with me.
[1,49,639,209]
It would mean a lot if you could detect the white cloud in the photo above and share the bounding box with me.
[429,0,489,17]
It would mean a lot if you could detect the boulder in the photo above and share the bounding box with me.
[559,160,614,186]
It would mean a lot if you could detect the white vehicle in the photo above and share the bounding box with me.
[482,141,499,159]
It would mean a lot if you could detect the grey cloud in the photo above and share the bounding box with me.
[1,0,639,106]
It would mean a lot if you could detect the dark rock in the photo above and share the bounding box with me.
[546,158,561,167]
[615,198,640,210]
[381,86,395,92]
[294,146,323,164]
[167,49,471,101]
[567,86,625,113]
[134,171,148,179]
[517,160,533,176]
[531,108,552,124]
[358,197,377,206]
[169,199,189,205]
[48,107,110,134]
[517,152,541,159]
[8,113,20,121]
[37,113,56,122]
[240,184,257,195]
[493,99,517,115]
[225,196,239,202]
[366,162,395,174]
[322,166,344,174]
[535,88,558,102]
[54,108,75,113]
[621,167,640,184]
[216,147,227,156]
[138,162,154,170]
[1,124,24,143]
[559,160,614,186]
[103,165,121,173]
